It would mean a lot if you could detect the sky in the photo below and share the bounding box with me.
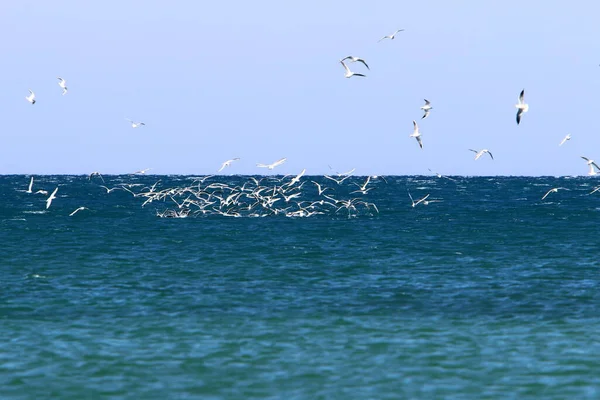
[2,1,600,176]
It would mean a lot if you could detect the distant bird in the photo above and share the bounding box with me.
[469,149,494,160]
[340,60,365,78]
[420,99,432,119]
[132,168,151,174]
[287,168,306,186]
[35,190,48,195]
[69,206,88,216]
[26,176,34,193]
[46,187,58,209]
[257,158,287,170]
[25,89,36,105]
[340,56,370,70]
[57,77,68,95]
[541,187,568,200]
[428,168,456,181]
[515,89,529,124]
[218,158,240,173]
[89,171,105,183]
[559,134,571,146]
[581,156,600,176]
[407,190,429,207]
[125,118,145,128]
[378,29,404,42]
[409,120,423,149]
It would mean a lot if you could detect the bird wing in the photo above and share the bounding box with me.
[468,149,478,153]
[518,89,525,104]
[581,156,591,162]
[394,29,405,34]
[357,59,370,70]
[592,162,600,171]
[422,110,430,119]
[340,60,350,73]
[487,151,494,160]
[424,99,430,105]
[416,136,423,149]
[516,108,523,124]
[377,36,387,42]
[273,158,287,167]
[412,120,418,133]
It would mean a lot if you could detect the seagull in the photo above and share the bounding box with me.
[46,187,58,209]
[89,171,105,183]
[256,158,287,170]
[340,60,365,78]
[428,168,456,181]
[541,187,568,200]
[131,168,151,174]
[581,156,600,175]
[407,190,429,207]
[125,118,146,128]
[340,56,370,70]
[25,89,36,105]
[559,134,571,146]
[69,206,88,216]
[311,181,330,195]
[515,89,529,125]
[287,168,306,186]
[469,149,494,160]
[378,29,404,42]
[218,158,240,173]
[409,120,423,149]
[420,99,432,119]
[26,176,34,193]
[57,77,68,95]
[35,190,48,195]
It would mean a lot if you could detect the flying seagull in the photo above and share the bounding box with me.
[340,56,370,70]
[57,77,68,95]
[46,187,58,209]
[469,149,494,160]
[340,60,365,78]
[407,189,429,207]
[256,158,287,170]
[559,134,571,146]
[25,89,36,105]
[541,187,568,200]
[378,29,404,42]
[125,118,146,128]
[421,99,432,119]
[26,176,34,193]
[409,120,423,149]
[581,156,600,176]
[69,206,88,216]
[89,171,105,183]
[515,89,529,125]
[218,158,240,172]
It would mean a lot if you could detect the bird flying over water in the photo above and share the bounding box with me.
[89,171,105,183]
[218,158,240,172]
[69,206,88,216]
[581,156,600,176]
[340,56,370,70]
[57,77,68,95]
[46,187,58,209]
[409,120,423,149]
[340,60,365,78]
[257,158,287,170]
[378,29,404,42]
[420,99,432,119]
[515,89,529,125]
[25,89,36,105]
[26,176,34,193]
[469,149,494,160]
[541,187,568,200]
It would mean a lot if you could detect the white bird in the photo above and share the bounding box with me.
[420,99,432,119]
[69,206,88,216]
[409,120,423,149]
[559,134,571,146]
[26,176,34,193]
[25,89,36,105]
[581,156,600,176]
[218,158,240,172]
[541,187,568,200]
[311,181,330,195]
[378,29,404,42]
[469,149,494,160]
[46,187,58,209]
[287,168,306,186]
[515,89,529,125]
[125,118,146,128]
[131,168,151,174]
[340,56,370,70]
[340,60,365,78]
[57,77,68,95]
[35,190,48,195]
[428,168,456,182]
[407,190,429,207]
[256,158,287,170]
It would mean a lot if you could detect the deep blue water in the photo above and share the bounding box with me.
[2,174,600,399]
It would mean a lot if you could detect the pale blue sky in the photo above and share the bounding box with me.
[2,1,600,176]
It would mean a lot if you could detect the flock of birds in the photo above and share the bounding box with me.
[18,28,600,218]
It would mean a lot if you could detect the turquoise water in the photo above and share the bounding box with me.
[2,175,600,399]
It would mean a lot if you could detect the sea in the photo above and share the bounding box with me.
[1,174,600,399]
